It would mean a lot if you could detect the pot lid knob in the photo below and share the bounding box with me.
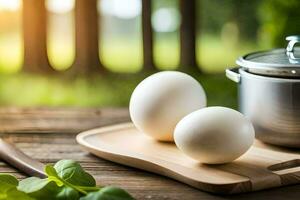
[286,35,300,64]
[286,35,300,52]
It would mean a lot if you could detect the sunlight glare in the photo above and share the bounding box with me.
[99,0,141,19]
[46,0,74,14]
[0,0,21,11]
[152,8,180,33]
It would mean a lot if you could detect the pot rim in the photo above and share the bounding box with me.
[239,68,300,82]
[236,35,300,78]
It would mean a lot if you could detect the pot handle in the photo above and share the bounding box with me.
[226,67,241,83]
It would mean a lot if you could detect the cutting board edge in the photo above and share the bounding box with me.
[77,124,254,194]
[78,140,254,194]
[76,123,300,194]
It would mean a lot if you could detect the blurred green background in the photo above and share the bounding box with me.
[0,0,299,108]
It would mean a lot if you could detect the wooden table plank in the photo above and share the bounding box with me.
[0,107,129,133]
[0,107,299,199]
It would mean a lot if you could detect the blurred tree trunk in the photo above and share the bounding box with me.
[72,0,105,74]
[23,0,53,73]
[142,0,155,71]
[179,0,198,71]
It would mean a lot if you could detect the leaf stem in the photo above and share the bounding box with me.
[58,177,88,195]
[76,186,101,191]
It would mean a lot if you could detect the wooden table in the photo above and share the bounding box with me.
[0,107,299,200]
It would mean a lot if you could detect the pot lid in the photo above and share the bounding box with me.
[237,35,300,77]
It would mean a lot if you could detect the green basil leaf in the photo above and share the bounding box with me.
[18,177,60,200]
[0,174,18,193]
[79,186,134,200]
[45,164,64,187]
[4,188,34,200]
[56,187,80,200]
[45,164,59,177]
[46,164,89,195]
[54,160,96,187]
[0,174,34,200]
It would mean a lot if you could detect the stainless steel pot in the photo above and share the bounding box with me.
[226,35,300,148]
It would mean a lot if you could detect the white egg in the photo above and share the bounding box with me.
[174,107,255,164]
[130,71,206,141]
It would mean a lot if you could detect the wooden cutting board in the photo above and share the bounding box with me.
[76,123,300,194]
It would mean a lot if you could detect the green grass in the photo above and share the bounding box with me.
[0,32,23,73]
[0,34,246,107]
[0,72,237,108]
[0,34,257,74]
[98,35,258,73]
[198,35,258,72]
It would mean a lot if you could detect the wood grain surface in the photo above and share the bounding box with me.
[0,107,300,199]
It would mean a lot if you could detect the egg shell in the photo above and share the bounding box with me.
[174,107,255,164]
[129,71,206,141]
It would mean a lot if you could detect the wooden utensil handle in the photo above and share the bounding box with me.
[0,138,46,178]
